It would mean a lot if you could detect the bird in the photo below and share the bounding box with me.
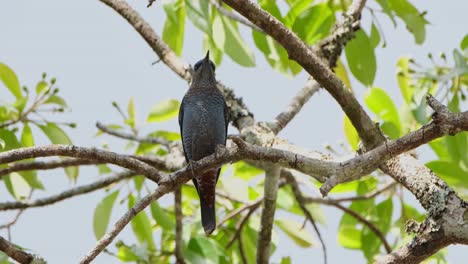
[178,51,229,235]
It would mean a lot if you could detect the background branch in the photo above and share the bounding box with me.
[0,171,134,211]
[0,236,45,264]
[256,166,280,264]
[174,186,185,264]
[0,145,161,182]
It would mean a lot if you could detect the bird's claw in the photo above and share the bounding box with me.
[215,144,227,159]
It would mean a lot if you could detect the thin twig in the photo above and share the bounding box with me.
[0,158,101,178]
[216,198,263,228]
[226,202,261,249]
[0,171,134,211]
[283,170,327,264]
[96,122,172,147]
[209,0,263,32]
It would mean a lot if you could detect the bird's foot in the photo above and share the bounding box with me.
[214,144,227,160]
[187,160,199,178]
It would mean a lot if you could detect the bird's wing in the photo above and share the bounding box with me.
[178,98,189,162]
[223,100,229,139]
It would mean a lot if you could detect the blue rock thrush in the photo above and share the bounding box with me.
[178,51,229,235]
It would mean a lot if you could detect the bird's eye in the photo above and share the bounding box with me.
[210,61,216,71]
[194,61,202,71]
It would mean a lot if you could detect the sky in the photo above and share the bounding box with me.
[1,0,468,263]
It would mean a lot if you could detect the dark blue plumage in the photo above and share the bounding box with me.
[178,51,228,235]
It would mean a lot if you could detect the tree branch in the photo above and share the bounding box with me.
[96,122,173,147]
[270,0,367,134]
[256,166,280,264]
[0,145,161,183]
[209,0,263,32]
[174,186,185,264]
[282,170,327,264]
[0,171,134,211]
[98,0,255,131]
[0,158,102,178]
[0,236,46,264]
[222,0,383,148]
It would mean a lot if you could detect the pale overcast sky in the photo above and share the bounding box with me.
[1,0,467,263]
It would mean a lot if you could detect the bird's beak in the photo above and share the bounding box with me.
[204,50,210,62]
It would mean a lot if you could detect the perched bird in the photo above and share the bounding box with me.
[178,51,229,235]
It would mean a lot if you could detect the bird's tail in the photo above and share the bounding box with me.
[194,169,219,235]
[200,196,216,235]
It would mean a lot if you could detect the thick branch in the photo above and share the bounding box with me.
[222,0,382,148]
[320,95,468,195]
[0,145,161,182]
[98,0,254,131]
[0,236,45,264]
[256,166,280,264]
[0,171,134,211]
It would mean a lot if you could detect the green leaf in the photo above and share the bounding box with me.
[44,95,68,107]
[150,201,175,231]
[396,57,412,104]
[21,123,34,147]
[252,31,289,74]
[389,0,428,44]
[203,35,222,66]
[344,115,359,150]
[275,219,314,247]
[4,173,31,200]
[117,245,139,262]
[35,80,49,94]
[280,256,292,264]
[185,0,211,34]
[0,63,22,99]
[365,87,401,138]
[147,99,180,123]
[93,190,119,240]
[284,0,314,28]
[20,171,44,190]
[148,130,181,141]
[370,23,381,48]
[38,123,78,180]
[211,13,225,51]
[128,194,155,249]
[163,0,186,56]
[461,34,468,51]
[0,138,5,150]
[375,0,397,26]
[445,133,468,168]
[345,29,377,87]
[98,164,112,174]
[38,122,71,144]
[426,160,468,188]
[376,198,393,234]
[133,175,144,192]
[233,161,263,180]
[220,15,255,67]
[185,237,223,264]
[338,211,362,249]
[0,129,22,150]
[292,3,335,45]
[126,97,136,128]
[334,59,353,90]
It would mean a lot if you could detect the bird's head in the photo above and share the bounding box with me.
[191,51,216,86]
